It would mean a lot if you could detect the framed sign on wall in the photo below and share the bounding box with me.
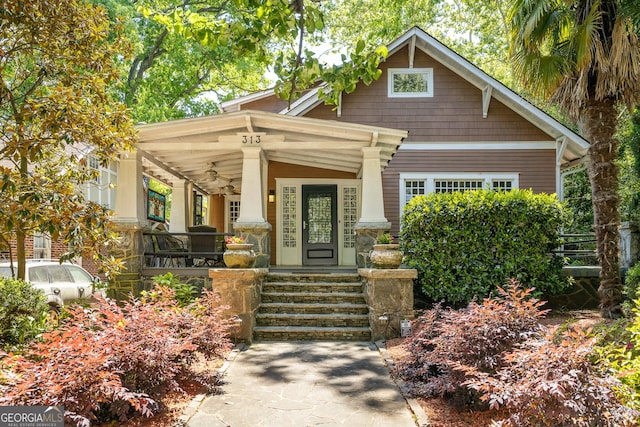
[147,190,166,222]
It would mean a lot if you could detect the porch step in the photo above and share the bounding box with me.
[253,326,371,341]
[261,291,366,305]
[254,273,371,341]
[258,302,369,315]
[256,313,370,328]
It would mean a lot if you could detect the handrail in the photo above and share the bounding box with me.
[554,233,597,263]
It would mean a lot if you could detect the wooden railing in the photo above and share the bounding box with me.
[143,231,234,268]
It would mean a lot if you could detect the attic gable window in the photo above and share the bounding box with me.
[388,68,433,98]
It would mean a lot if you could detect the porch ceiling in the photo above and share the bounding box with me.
[135,110,407,195]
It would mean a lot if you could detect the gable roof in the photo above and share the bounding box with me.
[223,27,589,166]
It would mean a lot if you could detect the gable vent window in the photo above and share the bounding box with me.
[388,68,433,98]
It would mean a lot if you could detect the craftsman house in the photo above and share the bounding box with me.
[9,27,588,272]
[119,26,587,270]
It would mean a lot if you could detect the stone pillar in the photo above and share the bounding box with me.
[170,179,189,233]
[110,220,146,278]
[620,221,639,272]
[234,223,272,268]
[355,147,391,267]
[235,146,272,267]
[359,268,417,341]
[209,268,268,343]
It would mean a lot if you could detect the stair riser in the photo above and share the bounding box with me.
[258,305,369,315]
[266,275,361,283]
[257,317,370,328]
[255,330,371,341]
[262,284,363,293]
[261,294,365,304]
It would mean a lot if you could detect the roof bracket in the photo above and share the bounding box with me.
[556,136,568,164]
[482,85,492,118]
[245,115,254,133]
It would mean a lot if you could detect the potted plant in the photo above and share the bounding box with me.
[369,233,403,269]
[223,236,256,268]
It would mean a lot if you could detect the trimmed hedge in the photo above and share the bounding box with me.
[400,189,569,306]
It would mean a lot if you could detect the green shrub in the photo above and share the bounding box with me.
[595,299,640,412]
[400,189,569,306]
[0,278,49,349]
[151,272,197,306]
[624,263,640,314]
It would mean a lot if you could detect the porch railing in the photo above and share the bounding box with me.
[143,231,234,268]
[553,233,597,265]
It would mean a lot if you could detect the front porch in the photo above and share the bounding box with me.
[112,110,407,276]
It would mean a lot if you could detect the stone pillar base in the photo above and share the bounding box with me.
[354,222,391,268]
[234,222,272,268]
[359,268,417,341]
[209,268,268,343]
[110,220,148,275]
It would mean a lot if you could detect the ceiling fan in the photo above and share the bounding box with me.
[204,162,231,186]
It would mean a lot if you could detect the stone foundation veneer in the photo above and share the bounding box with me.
[354,222,391,268]
[209,268,268,343]
[111,220,147,276]
[359,268,417,341]
[233,222,272,268]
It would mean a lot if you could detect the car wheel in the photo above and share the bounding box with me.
[47,305,60,327]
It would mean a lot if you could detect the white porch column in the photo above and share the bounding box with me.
[114,151,145,223]
[358,147,389,224]
[236,146,266,224]
[355,147,391,268]
[170,179,189,232]
[234,146,271,268]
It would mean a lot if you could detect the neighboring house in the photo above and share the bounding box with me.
[8,27,590,271]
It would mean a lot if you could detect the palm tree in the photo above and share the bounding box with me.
[509,0,640,318]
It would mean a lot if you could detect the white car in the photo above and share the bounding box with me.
[0,260,103,317]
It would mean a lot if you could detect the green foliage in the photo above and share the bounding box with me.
[150,272,197,306]
[625,263,640,313]
[0,0,136,278]
[401,189,569,306]
[0,278,49,350]
[596,300,640,412]
[377,233,392,244]
[563,168,594,233]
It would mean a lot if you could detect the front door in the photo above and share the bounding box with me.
[302,185,338,265]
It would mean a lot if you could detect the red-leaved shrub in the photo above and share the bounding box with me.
[394,281,548,404]
[463,327,639,426]
[0,286,232,426]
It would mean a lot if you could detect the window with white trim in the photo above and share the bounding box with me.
[33,233,51,260]
[85,156,117,209]
[388,68,433,98]
[400,173,519,209]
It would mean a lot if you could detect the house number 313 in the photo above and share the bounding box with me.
[242,135,261,144]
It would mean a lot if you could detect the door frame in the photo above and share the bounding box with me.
[275,178,361,266]
[302,184,338,266]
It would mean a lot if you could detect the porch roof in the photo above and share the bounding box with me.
[135,110,408,194]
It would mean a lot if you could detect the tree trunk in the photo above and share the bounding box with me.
[582,98,623,319]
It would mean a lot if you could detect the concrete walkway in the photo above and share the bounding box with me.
[184,341,421,427]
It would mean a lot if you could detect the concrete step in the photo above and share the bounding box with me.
[253,326,371,341]
[258,302,369,315]
[265,273,361,283]
[262,282,362,294]
[261,291,366,305]
[256,313,370,328]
